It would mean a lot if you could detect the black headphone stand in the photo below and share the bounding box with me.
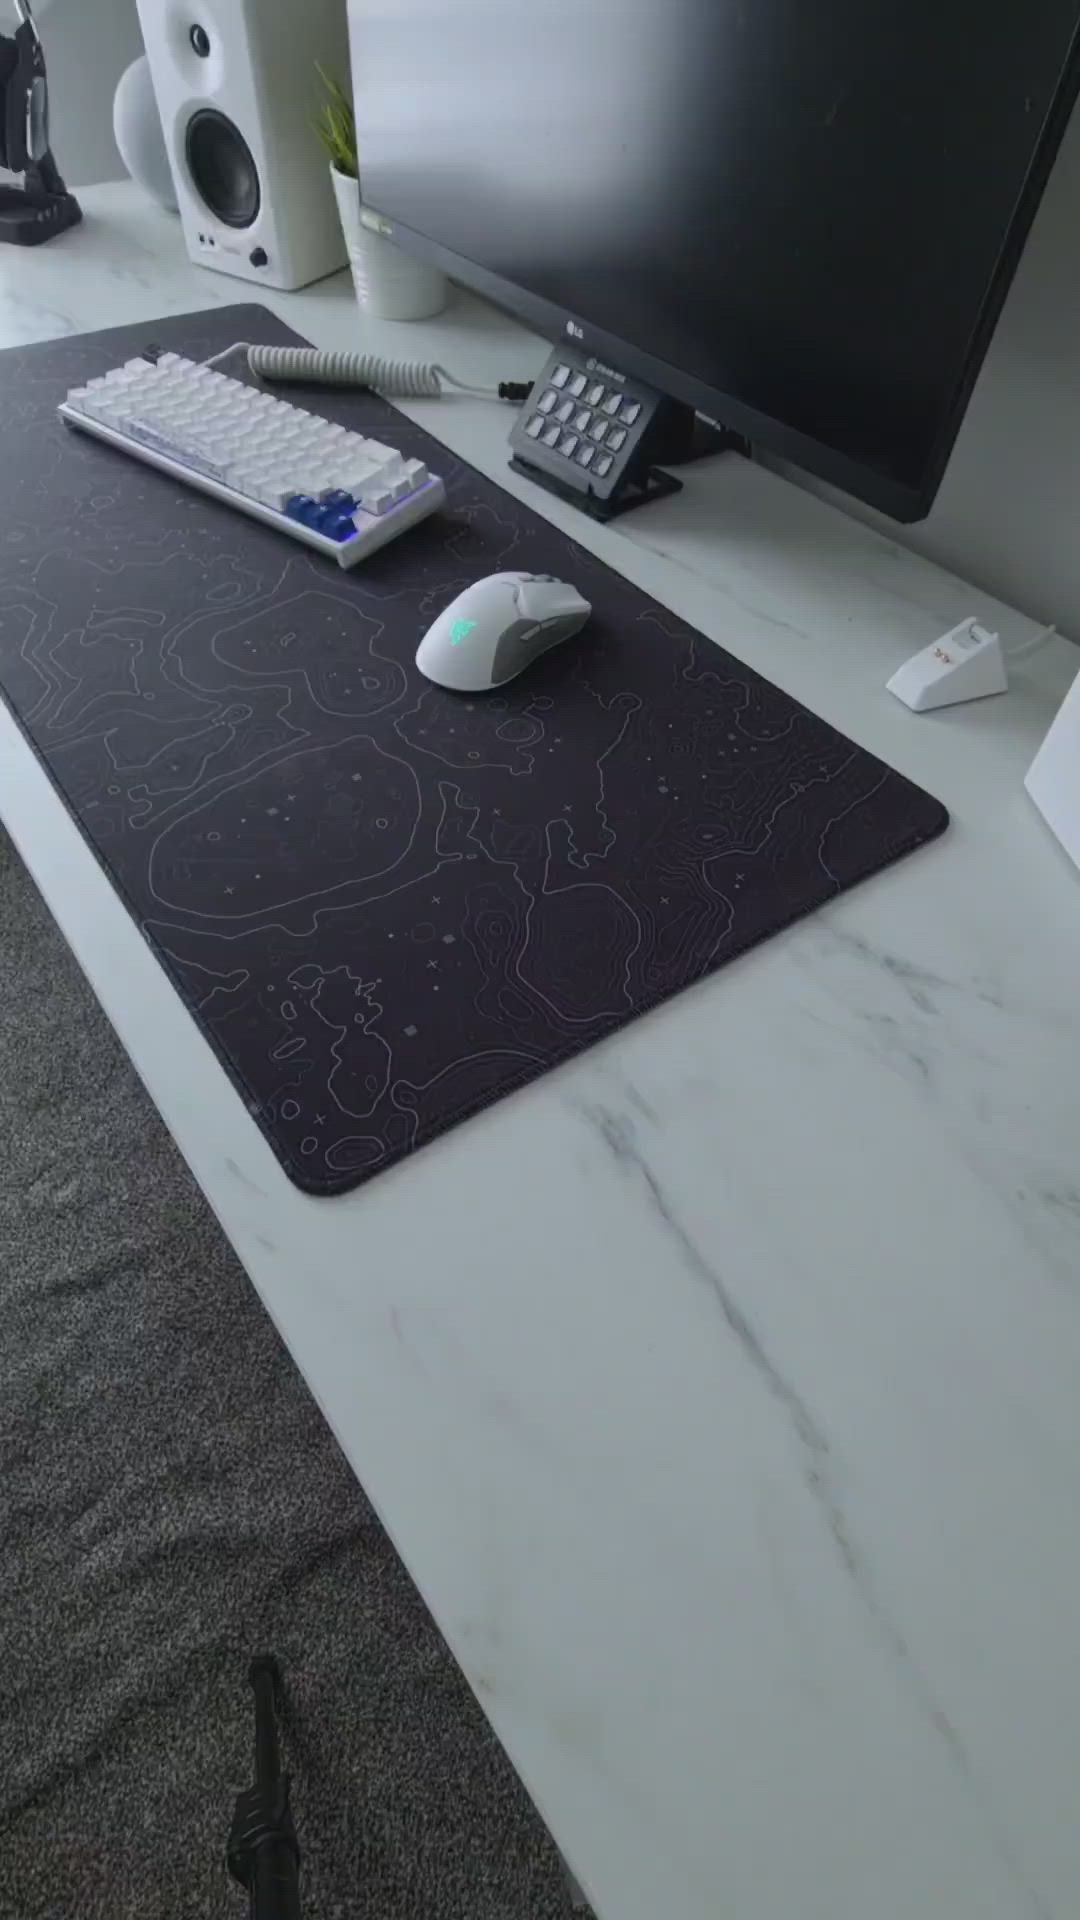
[0,153,81,246]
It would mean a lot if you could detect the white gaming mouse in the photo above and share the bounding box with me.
[415,572,592,693]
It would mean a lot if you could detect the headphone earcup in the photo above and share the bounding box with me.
[0,35,17,171]
[5,19,48,172]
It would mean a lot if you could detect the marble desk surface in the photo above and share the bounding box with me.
[3,182,1080,1920]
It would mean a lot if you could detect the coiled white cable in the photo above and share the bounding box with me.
[205,341,509,399]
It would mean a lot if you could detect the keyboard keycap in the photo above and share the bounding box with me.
[541,423,561,447]
[572,407,592,433]
[537,388,559,414]
[589,418,609,443]
[606,427,627,451]
[550,363,572,388]
[554,398,575,424]
[586,382,605,407]
[525,414,546,438]
[558,431,579,457]
[343,462,382,495]
[568,372,588,397]
[594,453,614,477]
[621,399,642,424]
[575,443,597,468]
[602,391,623,415]
[354,472,397,507]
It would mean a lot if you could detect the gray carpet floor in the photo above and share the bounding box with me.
[0,826,577,1920]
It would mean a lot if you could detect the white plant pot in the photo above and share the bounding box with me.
[330,167,447,322]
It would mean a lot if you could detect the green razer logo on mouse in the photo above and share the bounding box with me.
[450,617,477,647]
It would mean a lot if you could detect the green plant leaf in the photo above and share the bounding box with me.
[314,63,358,178]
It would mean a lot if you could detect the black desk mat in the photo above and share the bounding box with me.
[0,305,947,1194]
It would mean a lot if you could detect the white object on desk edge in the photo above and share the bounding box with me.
[1026,658,1080,869]
[886,615,1007,710]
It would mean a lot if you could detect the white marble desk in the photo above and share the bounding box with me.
[3,182,1080,1920]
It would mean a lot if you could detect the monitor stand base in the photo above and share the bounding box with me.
[510,452,681,522]
[511,399,748,524]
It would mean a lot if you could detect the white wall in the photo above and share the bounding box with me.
[782,99,1080,635]
[35,0,144,187]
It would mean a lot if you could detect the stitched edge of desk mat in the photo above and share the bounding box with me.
[0,304,948,1195]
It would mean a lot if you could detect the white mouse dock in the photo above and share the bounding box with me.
[416,572,592,692]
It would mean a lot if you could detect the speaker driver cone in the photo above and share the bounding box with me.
[185,109,260,228]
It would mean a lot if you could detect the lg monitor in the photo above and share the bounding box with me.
[350,0,1080,521]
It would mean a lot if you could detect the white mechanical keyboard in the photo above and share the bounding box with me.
[58,352,445,568]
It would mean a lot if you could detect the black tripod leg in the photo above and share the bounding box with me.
[227,1656,302,1920]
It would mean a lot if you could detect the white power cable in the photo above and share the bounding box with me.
[1005,621,1057,660]
[204,341,504,398]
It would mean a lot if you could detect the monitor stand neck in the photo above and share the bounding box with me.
[648,398,743,469]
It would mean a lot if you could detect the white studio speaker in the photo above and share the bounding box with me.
[135,0,349,291]
[1026,662,1080,873]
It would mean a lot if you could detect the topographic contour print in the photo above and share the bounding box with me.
[0,308,947,1192]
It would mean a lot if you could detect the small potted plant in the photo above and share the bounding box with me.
[316,67,447,322]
